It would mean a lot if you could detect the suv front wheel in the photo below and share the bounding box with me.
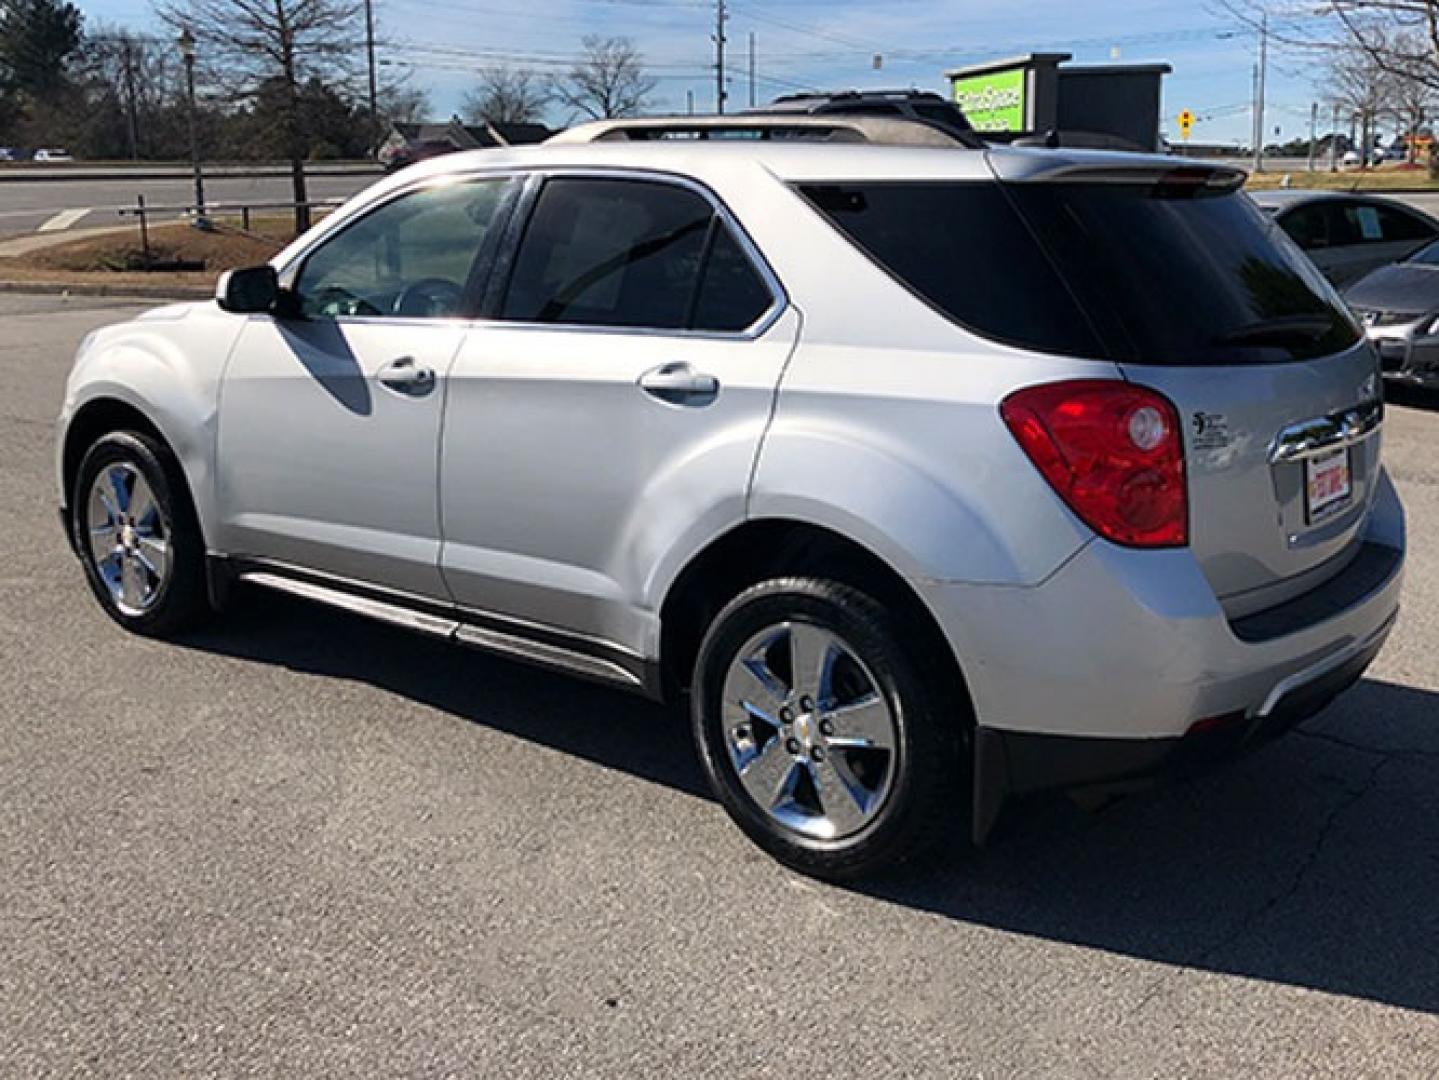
[691,578,964,880]
[71,431,209,637]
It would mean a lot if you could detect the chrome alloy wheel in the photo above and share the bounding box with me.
[721,621,899,841]
[85,462,171,616]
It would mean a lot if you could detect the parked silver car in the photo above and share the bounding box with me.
[57,130,1405,878]
[1343,237,1439,387]
[1253,189,1439,288]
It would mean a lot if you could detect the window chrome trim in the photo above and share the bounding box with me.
[280,164,791,342]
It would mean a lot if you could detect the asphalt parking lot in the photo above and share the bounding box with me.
[2,293,1437,1076]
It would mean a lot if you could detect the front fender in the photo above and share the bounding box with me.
[58,305,244,543]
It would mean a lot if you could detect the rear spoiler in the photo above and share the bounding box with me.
[989,154,1247,193]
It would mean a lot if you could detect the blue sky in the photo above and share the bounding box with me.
[72,0,1339,146]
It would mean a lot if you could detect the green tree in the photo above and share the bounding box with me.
[0,0,83,142]
[0,0,83,99]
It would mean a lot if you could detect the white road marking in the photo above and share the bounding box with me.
[37,208,92,232]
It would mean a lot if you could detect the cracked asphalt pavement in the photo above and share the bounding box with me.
[2,294,1437,1077]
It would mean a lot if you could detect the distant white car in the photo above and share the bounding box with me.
[33,148,74,163]
[1341,149,1363,167]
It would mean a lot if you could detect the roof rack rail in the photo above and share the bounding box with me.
[547,114,973,150]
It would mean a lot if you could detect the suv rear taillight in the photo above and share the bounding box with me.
[1000,380,1188,548]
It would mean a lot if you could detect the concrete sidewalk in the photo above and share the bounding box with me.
[0,224,135,258]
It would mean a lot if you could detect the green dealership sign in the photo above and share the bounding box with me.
[952,68,1027,132]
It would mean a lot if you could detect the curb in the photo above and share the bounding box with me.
[0,279,210,301]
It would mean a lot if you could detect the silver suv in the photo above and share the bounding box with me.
[57,134,1406,879]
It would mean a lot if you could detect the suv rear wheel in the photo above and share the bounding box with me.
[71,431,209,637]
[691,578,964,880]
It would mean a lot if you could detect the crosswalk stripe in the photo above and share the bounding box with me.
[37,208,92,232]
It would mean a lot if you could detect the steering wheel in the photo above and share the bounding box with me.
[393,277,465,318]
[309,286,380,318]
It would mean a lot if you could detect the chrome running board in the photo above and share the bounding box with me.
[234,562,653,695]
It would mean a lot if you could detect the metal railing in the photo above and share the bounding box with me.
[116,194,345,261]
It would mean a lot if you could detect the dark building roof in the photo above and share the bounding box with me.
[388,118,552,149]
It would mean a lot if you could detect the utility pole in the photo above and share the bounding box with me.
[1330,102,1340,171]
[713,0,727,114]
[1252,11,1268,173]
[364,0,379,155]
[687,89,695,115]
[748,31,756,108]
[120,36,139,161]
[1307,101,1317,172]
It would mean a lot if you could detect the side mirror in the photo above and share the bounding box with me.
[216,265,281,314]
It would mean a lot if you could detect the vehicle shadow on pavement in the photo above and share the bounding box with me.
[182,595,1438,1015]
[865,676,1439,1016]
[1388,385,1439,411]
[179,590,710,797]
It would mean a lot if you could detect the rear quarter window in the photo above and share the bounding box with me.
[798,182,1105,358]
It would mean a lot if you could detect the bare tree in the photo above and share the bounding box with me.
[1387,33,1434,159]
[550,35,655,121]
[461,66,547,126]
[379,83,429,126]
[1329,41,1394,162]
[82,31,184,160]
[154,0,361,232]
[1324,2,1439,86]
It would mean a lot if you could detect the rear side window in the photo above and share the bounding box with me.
[799,182,1104,357]
[693,225,774,332]
[1279,204,1328,248]
[1377,204,1435,243]
[802,180,1358,365]
[501,177,773,332]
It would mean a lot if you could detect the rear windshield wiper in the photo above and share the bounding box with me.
[1213,314,1335,347]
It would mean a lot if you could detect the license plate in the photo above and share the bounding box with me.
[1305,448,1352,524]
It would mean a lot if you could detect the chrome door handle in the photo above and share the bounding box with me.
[638,363,720,404]
[378,356,436,394]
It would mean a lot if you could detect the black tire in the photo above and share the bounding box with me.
[691,577,967,881]
[70,430,210,637]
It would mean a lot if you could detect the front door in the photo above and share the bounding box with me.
[215,175,515,598]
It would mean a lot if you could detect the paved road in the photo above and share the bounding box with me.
[0,172,380,238]
[2,294,1437,1075]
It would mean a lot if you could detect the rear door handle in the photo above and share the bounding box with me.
[639,363,720,405]
[378,356,436,394]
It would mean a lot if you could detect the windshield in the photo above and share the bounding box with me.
[799,180,1361,366]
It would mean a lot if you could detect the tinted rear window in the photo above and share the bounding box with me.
[801,182,1104,358]
[800,180,1360,365]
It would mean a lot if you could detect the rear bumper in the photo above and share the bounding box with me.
[971,607,1391,835]
[915,469,1406,841]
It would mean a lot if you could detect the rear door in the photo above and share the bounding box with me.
[1005,177,1381,614]
[438,173,797,651]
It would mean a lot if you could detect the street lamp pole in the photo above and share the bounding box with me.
[178,28,206,217]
